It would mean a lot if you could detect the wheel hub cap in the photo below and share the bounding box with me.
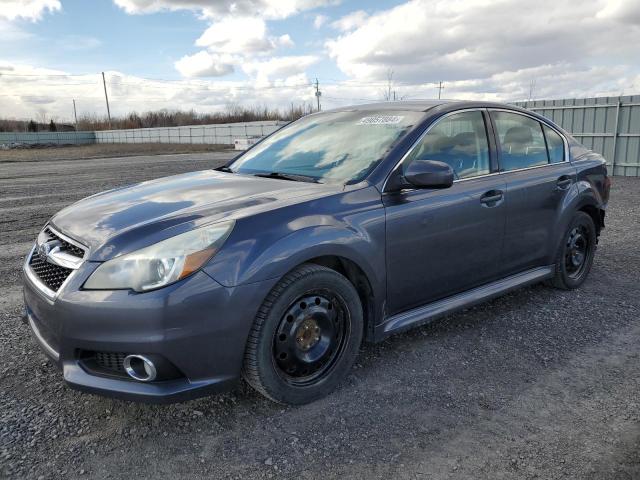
[295,318,321,351]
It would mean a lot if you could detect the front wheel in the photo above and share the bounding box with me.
[547,211,597,290]
[242,264,363,404]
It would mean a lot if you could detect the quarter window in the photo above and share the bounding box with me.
[404,111,490,180]
[543,125,565,163]
[492,112,549,171]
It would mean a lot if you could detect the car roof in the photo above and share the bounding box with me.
[326,99,530,114]
[326,100,450,113]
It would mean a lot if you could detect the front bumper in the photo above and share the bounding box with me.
[23,261,277,404]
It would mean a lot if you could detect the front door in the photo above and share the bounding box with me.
[383,110,506,315]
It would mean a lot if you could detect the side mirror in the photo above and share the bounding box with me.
[404,160,454,189]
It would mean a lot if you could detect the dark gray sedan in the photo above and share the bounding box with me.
[22,100,610,404]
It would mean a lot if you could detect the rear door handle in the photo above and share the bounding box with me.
[556,175,572,190]
[480,190,504,206]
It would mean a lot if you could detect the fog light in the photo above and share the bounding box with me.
[123,354,157,382]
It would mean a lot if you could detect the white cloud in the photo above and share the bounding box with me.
[0,0,60,21]
[174,51,236,77]
[113,0,337,20]
[278,34,294,48]
[313,14,329,29]
[596,0,640,24]
[113,0,330,81]
[330,9,367,31]
[326,0,640,84]
[242,55,319,85]
[195,16,292,54]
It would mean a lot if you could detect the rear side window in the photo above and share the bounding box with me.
[404,111,490,180]
[492,111,549,171]
[543,125,565,163]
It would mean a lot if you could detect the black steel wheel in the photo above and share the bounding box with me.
[273,292,349,386]
[548,211,597,290]
[242,264,363,404]
[564,225,590,279]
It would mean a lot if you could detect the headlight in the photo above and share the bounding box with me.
[84,221,234,292]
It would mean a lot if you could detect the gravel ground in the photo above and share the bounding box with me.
[1,154,639,480]
[0,143,228,163]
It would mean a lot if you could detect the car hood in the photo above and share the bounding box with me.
[50,170,341,261]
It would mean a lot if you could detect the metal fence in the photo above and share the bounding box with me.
[0,131,95,145]
[516,95,640,177]
[94,120,288,145]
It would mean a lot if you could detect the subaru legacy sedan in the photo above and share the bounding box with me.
[23,101,609,404]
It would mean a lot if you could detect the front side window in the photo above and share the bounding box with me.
[229,110,425,183]
[492,111,549,171]
[403,110,490,180]
[543,125,565,163]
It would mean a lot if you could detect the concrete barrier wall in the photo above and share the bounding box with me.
[0,120,288,147]
[94,120,288,145]
[0,131,95,145]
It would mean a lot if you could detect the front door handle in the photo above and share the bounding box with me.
[480,190,504,206]
[556,175,572,190]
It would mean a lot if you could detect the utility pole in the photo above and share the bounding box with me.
[528,79,536,102]
[72,99,78,131]
[102,71,112,128]
[314,78,321,112]
[437,81,445,99]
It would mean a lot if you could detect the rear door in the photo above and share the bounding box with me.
[383,109,507,315]
[489,110,576,275]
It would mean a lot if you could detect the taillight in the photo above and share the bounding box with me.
[604,176,611,201]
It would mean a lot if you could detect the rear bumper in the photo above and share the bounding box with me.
[23,263,277,403]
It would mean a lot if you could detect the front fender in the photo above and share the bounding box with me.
[203,187,386,299]
[246,225,383,294]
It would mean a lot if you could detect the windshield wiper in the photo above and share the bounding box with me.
[252,172,320,183]
[216,165,233,173]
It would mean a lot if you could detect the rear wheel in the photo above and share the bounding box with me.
[548,211,597,290]
[242,264,363,404]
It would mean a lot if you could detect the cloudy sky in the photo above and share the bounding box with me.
[1,0,639,122]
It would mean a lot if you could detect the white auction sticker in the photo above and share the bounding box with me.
[356,115,404,125]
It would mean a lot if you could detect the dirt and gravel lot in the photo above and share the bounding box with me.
[1,153,639,480]
[0,143,228,163]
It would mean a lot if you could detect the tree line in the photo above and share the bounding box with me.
[0,103,314,132]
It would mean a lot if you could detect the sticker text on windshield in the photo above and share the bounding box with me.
[356,116,405,125]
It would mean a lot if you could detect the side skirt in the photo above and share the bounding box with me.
[376,265,555,341]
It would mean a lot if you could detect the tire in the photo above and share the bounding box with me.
[547,211,597,290]
[242,263,363,404]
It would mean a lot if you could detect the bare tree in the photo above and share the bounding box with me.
[381,69,394,101]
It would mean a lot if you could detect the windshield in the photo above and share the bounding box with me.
[229,110,425,183]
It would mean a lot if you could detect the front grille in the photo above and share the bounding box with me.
[28,250,73,291]
[28,226,87,294]
[43,227,85,258]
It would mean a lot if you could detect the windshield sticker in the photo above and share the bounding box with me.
[356,115,404,125]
